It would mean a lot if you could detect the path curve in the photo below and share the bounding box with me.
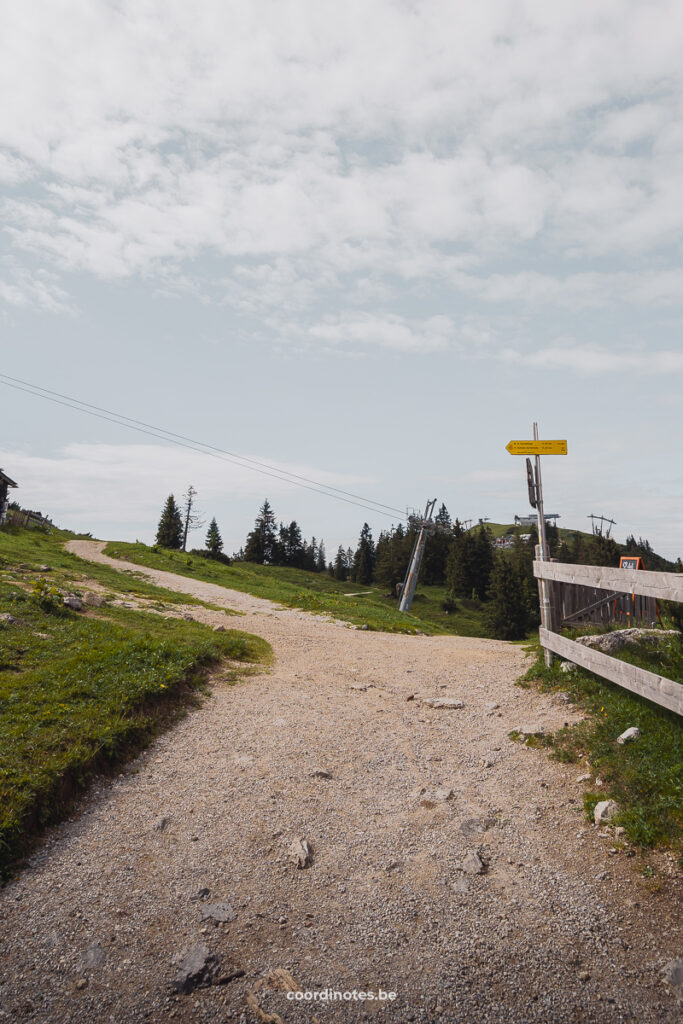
[0,541,680,1023]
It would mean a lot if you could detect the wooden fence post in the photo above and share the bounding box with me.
[535,543,555,666]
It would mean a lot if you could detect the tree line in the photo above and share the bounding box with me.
[155,493,680,640]
[155,487,229,564]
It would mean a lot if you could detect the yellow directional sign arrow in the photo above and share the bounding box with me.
[506,439,567,455]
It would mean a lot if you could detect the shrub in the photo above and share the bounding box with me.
[190,548,232,566]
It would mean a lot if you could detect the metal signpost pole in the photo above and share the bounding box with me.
[533,421,554,666]
[506,428,566,667]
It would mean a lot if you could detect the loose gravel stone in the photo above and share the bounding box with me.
[200,902,237,923]
[617,727,641,745]
[594,799,620,825]
[171,943,220,993]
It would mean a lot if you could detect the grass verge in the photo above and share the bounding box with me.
[519,634,682,855]
[0,524,237,612]
[0,529,270,881]
[103,541,493,636]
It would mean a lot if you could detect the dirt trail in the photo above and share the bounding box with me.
[0,540,680,1024]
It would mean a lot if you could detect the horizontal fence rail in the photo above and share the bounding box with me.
[533,560,683,603]
[533,559,683,717]
[539,627,683,716]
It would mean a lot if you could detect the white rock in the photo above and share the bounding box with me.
[576,628,679,655]
[422,697,464,710]
[559,661,577,673]
[288,838,313,869]
[63,594,83,611]
[616,727,640,745]
[416,787,454,805]
[576,773,591,784]
[462,850,486,874]
[661,959,683,1000]
[594,799,619,825]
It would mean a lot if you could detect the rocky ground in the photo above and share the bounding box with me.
[0,541,680,1024]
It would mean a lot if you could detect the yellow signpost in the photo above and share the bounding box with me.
[507,424,567,668]
[506,439,567,455]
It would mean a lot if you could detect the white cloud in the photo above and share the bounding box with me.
[499,344,683,375]
[0,259,76,314]
[2,0,683,315]
[308,313,454,353]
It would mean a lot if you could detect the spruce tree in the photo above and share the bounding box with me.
[301,536,317,572]
[484,556,531,640]
[205,517,223,556]
[244,500,278,563]
[472,524,494,600]
[156,495,183,549]
[446,523,494,601]
[281,521,304,567]
[446,529,477,598]
[352,523,375,585]
[374,529,404,593]
[316,540,326,573]
[333,545,348,581]
[422,503,453,585]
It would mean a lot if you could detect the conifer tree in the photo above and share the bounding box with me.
[352,523,375,585]
[484,556,531,640]
[244,500,278,563]
[181,485,205,551]
[374,528,404,592]
[302,537,318,572]
[205,517,223,556]
[316,540,326,573]
[446,523,494,601]
[276,521,304,567]
[446,529,477,598]
[155,495,183,549]
[422,503,453,584]
[333,545,348,581]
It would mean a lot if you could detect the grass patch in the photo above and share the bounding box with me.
[520,634,682,852]
[0,525,230,611]
[103,541,494,637]
[0,529,270,881]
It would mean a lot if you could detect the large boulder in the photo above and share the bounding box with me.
[576,628,679,656]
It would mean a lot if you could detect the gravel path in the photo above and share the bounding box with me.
[1,541,680,1024]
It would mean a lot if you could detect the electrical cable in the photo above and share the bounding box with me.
[0,374,408,522]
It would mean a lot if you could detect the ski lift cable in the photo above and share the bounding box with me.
[0,375,408,522]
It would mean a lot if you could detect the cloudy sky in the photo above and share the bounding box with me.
[1,0,682,559]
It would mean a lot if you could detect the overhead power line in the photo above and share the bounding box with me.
[0,373,407,522]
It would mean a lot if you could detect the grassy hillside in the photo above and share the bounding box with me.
[0,526,270,879]
[103,541,493,636]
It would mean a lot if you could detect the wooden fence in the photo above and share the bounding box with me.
[4,508,52,531]
[533,559,683,716]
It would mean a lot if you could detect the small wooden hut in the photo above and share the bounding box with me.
[0,469,18,525]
